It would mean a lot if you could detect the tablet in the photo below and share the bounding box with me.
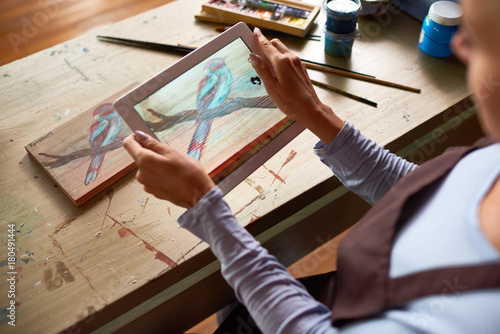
[114,22,304,195]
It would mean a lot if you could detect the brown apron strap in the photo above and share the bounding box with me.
[388,263,500,306]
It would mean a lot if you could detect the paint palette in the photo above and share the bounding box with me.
[25,85,137,206]
[196,0,321,37]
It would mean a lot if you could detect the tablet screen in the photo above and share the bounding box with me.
[132,37,290,179]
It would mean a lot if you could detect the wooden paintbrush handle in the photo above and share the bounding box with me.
[305,62,421,93]
[310,79,377,108]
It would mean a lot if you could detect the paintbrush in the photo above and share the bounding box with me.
[96,35,417,96]
[304,62,421,93]
[96,35,375,78]
[310,79,377,108]
[96,35,196,54]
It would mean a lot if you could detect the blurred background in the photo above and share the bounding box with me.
[0,0,174,66]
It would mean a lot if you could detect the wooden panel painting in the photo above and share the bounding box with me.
[25,85,137,205]
[133,37,291,180]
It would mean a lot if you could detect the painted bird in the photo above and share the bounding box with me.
[187,57,233,160]
[85,103,123,185]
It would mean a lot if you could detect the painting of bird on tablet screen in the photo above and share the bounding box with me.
[187,57,233,160]
[132,38,290,176]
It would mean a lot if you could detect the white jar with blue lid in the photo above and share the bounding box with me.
[419,1,462,57]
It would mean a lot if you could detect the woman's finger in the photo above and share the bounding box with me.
[133,130,170,156]
[123,134,144,160]
[250,53,279,91]
[270,38,291,55]
[254,28,282,60]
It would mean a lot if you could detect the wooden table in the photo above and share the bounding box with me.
[0,0,472,333]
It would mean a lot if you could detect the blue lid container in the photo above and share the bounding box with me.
[325,0,361,34]
[418,1,462,57]
[324,26,357,56]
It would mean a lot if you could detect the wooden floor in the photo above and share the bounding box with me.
[0,0,342,332]
[0,0,175,65]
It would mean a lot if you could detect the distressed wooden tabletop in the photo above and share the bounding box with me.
[0,0,470,332]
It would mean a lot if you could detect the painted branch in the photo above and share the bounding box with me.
[145,95,276,132]
[38,96,277,168]
[39,137,125,168]
[146,109,198,132]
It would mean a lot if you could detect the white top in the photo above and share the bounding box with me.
[390,142,500,277]
[326,0,360,13]
[429,1,463,26]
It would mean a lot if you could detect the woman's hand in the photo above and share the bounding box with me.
[123,131,215,209]
[250,28,344,145]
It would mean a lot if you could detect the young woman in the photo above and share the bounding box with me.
[124,0,500,332]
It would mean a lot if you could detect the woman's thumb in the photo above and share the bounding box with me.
[134,130,169,155]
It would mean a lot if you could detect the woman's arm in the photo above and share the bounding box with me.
[314,122,418,205]
[249,29,417,204]
[179,186,338,334]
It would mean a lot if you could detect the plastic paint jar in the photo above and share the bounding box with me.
[324,26,357,56]
[325,0,361,34]
[418,1,462,57]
